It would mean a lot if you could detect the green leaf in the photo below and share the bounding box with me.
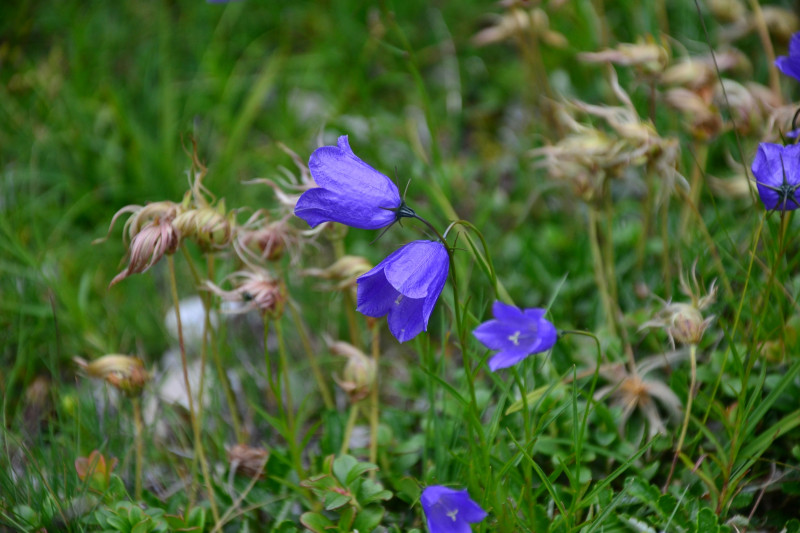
[531,504,550,533]
[353,504,385,532]
[299,512,334,533]
[784,518,800,533]
[324,491,351,511]
[332,455,359,485]
[695,508,720,533]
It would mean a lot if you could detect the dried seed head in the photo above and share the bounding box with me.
[661,60,716,92]
[707,0,746,24]
[664,88,722,141]
[579,40,669,76]
[236,219,290,262]
[227,444,269,480]
[329,341,376,403]
[205,269,286,318]
[74,354,150,397]
[641,264,717,347]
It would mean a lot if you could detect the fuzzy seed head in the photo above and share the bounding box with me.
[330,341,376,403]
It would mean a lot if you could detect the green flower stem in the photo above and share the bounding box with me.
[701,212,765,426]
[679,142,709,239]
[664,342,697,492]
[602,180,619,307]
[275,317,306,481]
[180,246,244,443]
[340,403,359,456]
[369,322,380,478]
[332,236,362,350]
[132,397,143,501]
[288,300,334,410]
[559,329,603,512]
[167,255,220,524]
[587,206,618,337]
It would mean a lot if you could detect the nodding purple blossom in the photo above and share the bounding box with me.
[751,143,800,211]
[356,240,449,343]
[776,32,800,83]
[473,301,557,371]
[295,135,414,230]
[421,486,487,533]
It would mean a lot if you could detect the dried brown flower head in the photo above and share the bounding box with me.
[302,255,372,291]
[227,444,269,480]
[205,268,286,318]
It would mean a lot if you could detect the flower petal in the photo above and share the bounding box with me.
[383,241,448,299]
[295,188,397,229]
[356,269,397,318]
[308,136,400,206]
[492,301,526,322]
[387,295,426,343]
[488,347,533,371]
[473,320,523,351]
[752,143,800,211]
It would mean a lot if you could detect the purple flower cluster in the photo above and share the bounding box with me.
[295,136,448,343]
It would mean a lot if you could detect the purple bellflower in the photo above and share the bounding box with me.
[473,301,557,371]
[751,143,800,211]
[776,31,800,83]
[357,240,448,343]
[421,486,487,533]
[295,135,414,230]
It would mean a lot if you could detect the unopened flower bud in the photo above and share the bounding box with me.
[109,217,180,287]
[330,341,376,403]
[75,354,150,397]
[173,206,233,250]
[665,303,712,345]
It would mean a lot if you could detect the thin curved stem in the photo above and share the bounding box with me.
[167,255,220,524]
[369,322,380,478]
[664,343,697,492]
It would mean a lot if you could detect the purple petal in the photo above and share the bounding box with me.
[356,269,396,317]
[535,317,558,352]
[473,320,522,351]
[492,301,525,322]
[295,188,397,229]
[383,241,448,299]
[790,31,800,57]
[522,308,546,321]
[387,295,426,343]
[421,486,487,533]
[308,136,400,206]
[752,143,800,211]
[488,347,534,371]
[356,241,449,343]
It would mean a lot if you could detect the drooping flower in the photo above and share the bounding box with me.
[204,268,286,318]
[356,240,448,343]
[776,31,800,82]
[751,143,800,211]
[295,135,411,230]
[421,486,487,533]
[472,301,557,371]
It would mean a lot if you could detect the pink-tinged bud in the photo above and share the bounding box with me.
[74,354,150,397]
[330,341,376,403]
[109,217,180,287]
[238,221,289,262]
[75,450,118,490]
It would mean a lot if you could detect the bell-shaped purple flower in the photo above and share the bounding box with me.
[294,135,403,230]
[357,240,448,343]
[421,486,487,533]
[751,142,800,211]
[776,31,800,82]
[473,301,557,371]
